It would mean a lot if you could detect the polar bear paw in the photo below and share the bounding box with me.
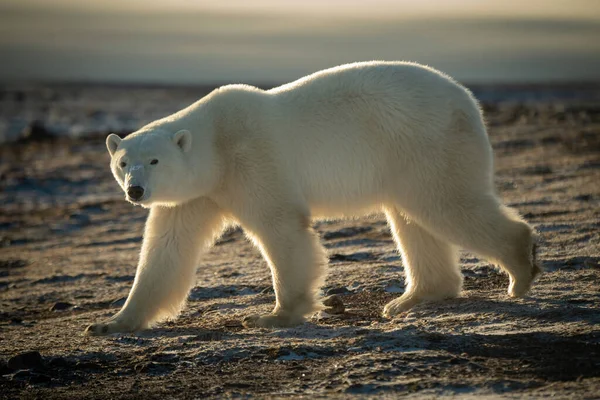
[242,313,305,329]
[84,319,142,336]
[507,235,543,298]
[382,295,422,319]
[508,267,540,298]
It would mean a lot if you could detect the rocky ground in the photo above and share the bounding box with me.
[0,84,599,399]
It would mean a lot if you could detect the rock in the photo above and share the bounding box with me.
[50,302,74,311]
[7,351,43,370]
[322,295,345,314]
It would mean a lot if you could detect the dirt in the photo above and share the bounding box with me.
[0,84,599,399]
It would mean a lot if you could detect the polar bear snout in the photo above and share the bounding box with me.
[127,185,145,201]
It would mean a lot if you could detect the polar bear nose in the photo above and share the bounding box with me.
[127,186,145,201]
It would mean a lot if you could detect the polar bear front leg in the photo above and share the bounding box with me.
[85,197,224,336]
[241,211,328,328]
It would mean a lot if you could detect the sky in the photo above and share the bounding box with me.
[0,0,599,84]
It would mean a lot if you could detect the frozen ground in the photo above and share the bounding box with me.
[0,84,599,398]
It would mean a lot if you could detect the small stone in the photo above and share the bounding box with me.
[7,351,44,370]
[50,302,74,311]
[322,294,345,314]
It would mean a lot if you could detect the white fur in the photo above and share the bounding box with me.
[86,61,539,335]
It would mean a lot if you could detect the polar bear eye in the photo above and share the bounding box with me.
[119,161,127,168]
[150,159,159,165]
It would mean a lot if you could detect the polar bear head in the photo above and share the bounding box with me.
[106,128,210,208]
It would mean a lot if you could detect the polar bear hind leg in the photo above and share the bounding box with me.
[381,108,539,317]
[383,208,463,318]
[402,193,539,302]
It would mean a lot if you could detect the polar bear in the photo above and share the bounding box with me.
[85,61,539,335]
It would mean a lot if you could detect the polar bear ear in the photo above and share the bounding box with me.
[106,133,121,157]
[173,130,192,153]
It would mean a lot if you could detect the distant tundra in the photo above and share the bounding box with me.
[86,61,540,335]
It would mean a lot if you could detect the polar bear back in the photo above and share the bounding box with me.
[255,61,491,216]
